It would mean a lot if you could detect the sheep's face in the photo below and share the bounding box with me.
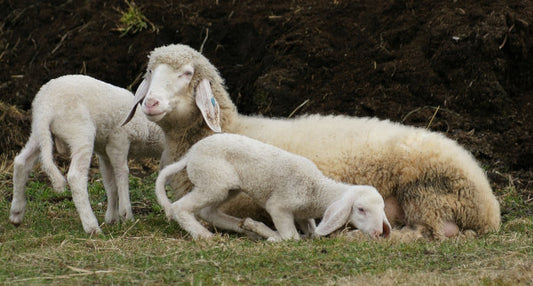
[348,189,391,238]
[140,63,195,123]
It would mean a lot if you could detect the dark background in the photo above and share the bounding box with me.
[1,0,531,202]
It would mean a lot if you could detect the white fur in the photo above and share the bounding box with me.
[124,44,500,240]
[9,75,165,234]
[155,133,391,240]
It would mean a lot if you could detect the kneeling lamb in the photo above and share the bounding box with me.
[9,75,164,234]
[155,133,391,241]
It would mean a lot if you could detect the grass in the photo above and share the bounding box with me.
[114,0,156,37]
[0,169,532,285]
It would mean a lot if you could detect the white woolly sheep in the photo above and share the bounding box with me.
[155,133,391,240]
[124,44,501,240]
[10,75,165,234]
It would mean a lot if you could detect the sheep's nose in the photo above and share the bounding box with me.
[144,98,159,108]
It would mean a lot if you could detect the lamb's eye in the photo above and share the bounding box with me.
[358,207,365,214]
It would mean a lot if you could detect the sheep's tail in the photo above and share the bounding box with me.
[33,112,67,192]
[155,155,189,219]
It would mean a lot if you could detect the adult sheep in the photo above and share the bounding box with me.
[124,44,500,240]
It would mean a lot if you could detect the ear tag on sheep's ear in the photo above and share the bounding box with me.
[195,79,222,133]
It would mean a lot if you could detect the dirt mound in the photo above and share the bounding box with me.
[1,1,531,192]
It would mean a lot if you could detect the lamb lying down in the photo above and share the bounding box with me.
[156,133,391,241]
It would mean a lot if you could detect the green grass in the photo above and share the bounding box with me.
[1,170,532,285]
[114,0,156,36]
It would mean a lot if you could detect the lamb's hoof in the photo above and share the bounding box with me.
[52,179,67,193]
[266,236,283,242]
[9,213,24,227]
[105,215,118,225]
[194,233,214,240]
[84,225,102,235]
[119,212,134,222]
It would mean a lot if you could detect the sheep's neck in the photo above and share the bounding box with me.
[164,125,211,159]
[304,178,353,218]
[322,179,353,204]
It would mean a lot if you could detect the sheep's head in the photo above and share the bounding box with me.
[315,185,391,239]
[123,44,228,133]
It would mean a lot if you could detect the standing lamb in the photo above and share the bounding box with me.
[10,75,165,234]
[124,44,500,240]
[155,133,391,241]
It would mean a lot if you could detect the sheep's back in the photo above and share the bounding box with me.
[230,113,500,233]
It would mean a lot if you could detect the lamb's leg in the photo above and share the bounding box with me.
[265,204,300,241]
[172,187,220,239]
[98,155,119,224]
[10,138,40,225]
[241,217,281,240]
[105,138,133,222]
[198,206,267,239]
[66,141,101,235]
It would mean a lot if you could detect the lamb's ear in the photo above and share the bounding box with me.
[195,79,222,133]
[122,72,152,126]
[315,193,356,236]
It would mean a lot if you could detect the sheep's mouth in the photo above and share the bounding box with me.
[145,111,167,121]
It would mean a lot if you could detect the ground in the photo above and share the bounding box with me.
[0,0,531,207]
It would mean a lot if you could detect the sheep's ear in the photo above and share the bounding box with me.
[315,193,356,236]
[122,73,152,126]
[195,79,222,133]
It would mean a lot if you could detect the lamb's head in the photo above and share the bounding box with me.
[315,185,391,239]
[123,44,235,132]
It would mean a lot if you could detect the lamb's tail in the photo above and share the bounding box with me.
[34,113,66,192]
[155,156,189,219]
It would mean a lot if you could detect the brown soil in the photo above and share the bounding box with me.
[1,1,531,198]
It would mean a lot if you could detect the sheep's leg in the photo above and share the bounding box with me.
[199,206,243,232]
[98,155,119,224]
[400,195,447,240]
[265,205,300,241]
[66,140,101,234]
[10,138,40,226]
[197,205,263,239]
[105,137,133,222]
[241,217,281,240]
[172,187,219,239]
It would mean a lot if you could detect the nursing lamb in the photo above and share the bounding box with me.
[155,133,391,241]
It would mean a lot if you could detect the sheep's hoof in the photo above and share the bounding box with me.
[84,225,102,235]
[194,234,214,240]
[9,213,24,227]
[119,212,134,222]
[104,215,119,225]
[266,237,283,243]
[52,179,67,193]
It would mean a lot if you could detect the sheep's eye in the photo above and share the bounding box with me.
[358,207,365,214]
[181,70,193,77]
